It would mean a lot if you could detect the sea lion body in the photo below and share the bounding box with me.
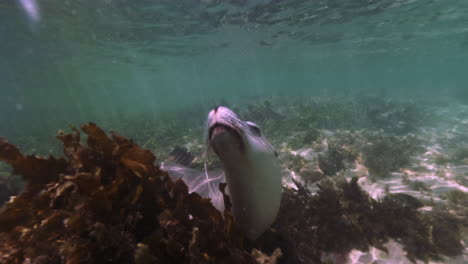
[207,106,282,239]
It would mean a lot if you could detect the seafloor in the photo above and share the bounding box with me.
[0,96,467,264]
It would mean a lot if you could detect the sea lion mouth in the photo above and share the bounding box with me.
[209,123,241,141]
[208,123,245,154]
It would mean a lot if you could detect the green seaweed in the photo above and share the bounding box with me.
[362,133,422,178]
[444,190,468,207]
[364,98,427,134]
[258,178,463,264]
[287,130,321,150]
[318,139,358,176]
[451,146,468,164]
[434,153,451,165]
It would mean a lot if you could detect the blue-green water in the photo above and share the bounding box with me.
[1,1,468,263]
[1,0,468,140]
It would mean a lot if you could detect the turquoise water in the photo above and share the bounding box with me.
[1,0,468,139]
[1,1,468,263]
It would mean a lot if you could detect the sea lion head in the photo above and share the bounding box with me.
[206,106,276,163]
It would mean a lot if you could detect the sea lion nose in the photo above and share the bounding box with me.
[213,105,230,114]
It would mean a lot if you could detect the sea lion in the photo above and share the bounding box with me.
[161,106,282,239]
[206,106,282,239]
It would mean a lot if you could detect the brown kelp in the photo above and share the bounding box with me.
[0,123,254,264]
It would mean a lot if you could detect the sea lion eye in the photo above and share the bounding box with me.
[246,122,262,137]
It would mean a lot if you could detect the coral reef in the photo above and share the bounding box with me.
[0,124,254,264]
